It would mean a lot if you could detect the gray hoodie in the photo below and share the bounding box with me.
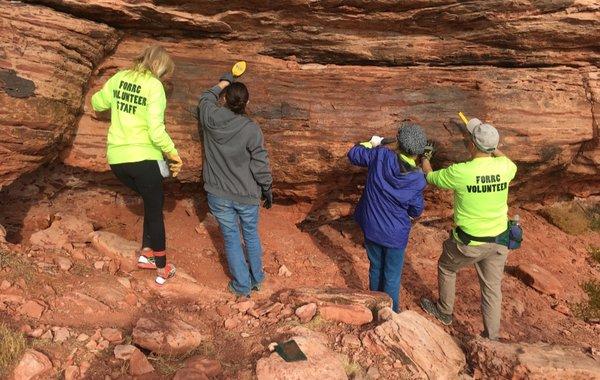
[197,85,272,205]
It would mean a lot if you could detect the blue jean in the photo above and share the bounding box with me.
[207,193,264,295]
[365,239,405,312]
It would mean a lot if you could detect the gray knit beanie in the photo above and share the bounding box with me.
[396,121,427,155]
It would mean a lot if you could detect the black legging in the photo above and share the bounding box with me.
[110,160,167,268]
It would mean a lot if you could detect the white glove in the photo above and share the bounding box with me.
[370,135,384,148]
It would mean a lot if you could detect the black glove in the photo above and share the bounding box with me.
[219,72,235,84]
[261,186,273,209]
[423,141,436,161]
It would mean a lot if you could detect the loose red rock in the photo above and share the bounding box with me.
[129,348,155,376]
[514,263,564,296]
[12,349,53,380]
[295,303,317,324]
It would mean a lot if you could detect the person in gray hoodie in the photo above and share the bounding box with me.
[197,71,273,297]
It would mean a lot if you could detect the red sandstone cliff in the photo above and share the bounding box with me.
[1,1,598,200]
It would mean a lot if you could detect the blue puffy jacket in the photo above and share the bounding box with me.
[348,145,426,249]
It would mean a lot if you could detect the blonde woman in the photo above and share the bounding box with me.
[91,45,182,285]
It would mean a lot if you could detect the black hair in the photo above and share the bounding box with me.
[224,82,249,114]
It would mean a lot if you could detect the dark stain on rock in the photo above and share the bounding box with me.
[540,145,561,162]
[253,102,309,121]
[532,0,574,13]
[0,69,35,98]
[287,153,299,164]
[317,147,333,160]
[281,102,309,120]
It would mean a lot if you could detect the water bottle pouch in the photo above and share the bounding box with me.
[494,220,523,250]
[507,221,523,250]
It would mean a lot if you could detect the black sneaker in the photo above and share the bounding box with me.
[420,297,453,326]
[251,282,263,292]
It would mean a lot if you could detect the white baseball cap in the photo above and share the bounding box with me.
[466,118,499,152]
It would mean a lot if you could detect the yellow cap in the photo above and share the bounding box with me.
[232,61,246,77]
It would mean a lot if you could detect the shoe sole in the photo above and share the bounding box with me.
[155,266,176,286]
[138,255,156,270]
[137,262,157,269]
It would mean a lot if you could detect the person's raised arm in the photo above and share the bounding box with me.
[197,70,239,130]
[347,136,384,167]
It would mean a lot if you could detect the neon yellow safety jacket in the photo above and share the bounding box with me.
[91,69,177,165]
[427,156,517,245]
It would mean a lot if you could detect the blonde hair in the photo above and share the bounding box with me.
[131,45,174,79]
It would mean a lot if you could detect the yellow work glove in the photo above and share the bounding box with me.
[165,151,183,178]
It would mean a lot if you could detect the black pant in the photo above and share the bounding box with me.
[110,160,166,267]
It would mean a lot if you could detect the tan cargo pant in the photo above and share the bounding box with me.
[437,236,508,340]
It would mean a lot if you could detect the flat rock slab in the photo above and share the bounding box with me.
[513,263,564,296]
[44,291,135,328]
[18,300,45,319]
[83,278,129,308]
[319,304,373,326]
[362,310,465,379]
[285,287,392,312]
[467,337,600,379]
[133,317,203,355]
[137,273,224,302]
[30,214,93,250]
[256,334,348,380]
[89,231,139,272]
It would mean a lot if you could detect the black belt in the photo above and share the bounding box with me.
[455,226,498,245]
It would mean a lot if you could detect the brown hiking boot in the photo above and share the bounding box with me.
[420,297,453,326]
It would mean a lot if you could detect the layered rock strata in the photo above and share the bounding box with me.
[1,1,598,201]
[67,38,598,201]
[0,2,119,187]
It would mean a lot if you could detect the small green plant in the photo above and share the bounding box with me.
[342,359,363,378]
[573,279,600,321]
[303,315,326,331]
[591,217,600,232]
[0,251,34,282]
[542,204,589,235]
[147,343,217,376]
[589,203,600,232]
[147,354,185,376]
[0,323,28,375]
[70,262,92,277]
[589,246,600,265]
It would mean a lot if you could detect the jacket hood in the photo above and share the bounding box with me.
[381,151,426,201]
[204,108,252,144]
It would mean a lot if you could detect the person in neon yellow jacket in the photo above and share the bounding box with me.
[91,45,182,285]
[420,116,517,341]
